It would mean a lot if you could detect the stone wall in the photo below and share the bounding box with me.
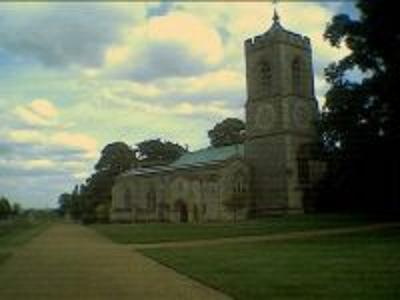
[110,159,250,223]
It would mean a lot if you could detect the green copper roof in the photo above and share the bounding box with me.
[122,144,244,177]
[170,144,244,167]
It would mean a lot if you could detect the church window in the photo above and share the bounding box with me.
[259,61,272,95]
[292,58,302,96]
[123,188,131,209]
[147,189,156,212]
[233,172,247,194]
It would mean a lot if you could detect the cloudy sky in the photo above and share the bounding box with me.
[0,2,355,208]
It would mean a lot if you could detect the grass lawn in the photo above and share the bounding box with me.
[0,218,49,265]
[92,214,381,244]
[0,253,10,265]
[142,228,400,300]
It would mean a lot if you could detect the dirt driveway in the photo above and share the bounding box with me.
[0,223,230,300]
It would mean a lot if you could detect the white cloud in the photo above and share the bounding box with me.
[173,101,238,118]
[13,98,59,127]
[30,99,58,119]
[8,129,45,144]
[25,159,55,169]
[315,75,330,106]
[164,69,244,95]
[0,3,144,68]
[7,129,98,159]
[100,11,224,81]
[147,12,223,65]
[52,132,98,159]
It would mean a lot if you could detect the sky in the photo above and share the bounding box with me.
[0,2,356,208]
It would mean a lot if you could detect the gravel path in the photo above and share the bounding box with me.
[0,223,230,300]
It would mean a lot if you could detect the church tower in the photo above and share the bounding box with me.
[244,10,319,214]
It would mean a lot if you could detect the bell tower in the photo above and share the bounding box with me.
[244,10,319,214]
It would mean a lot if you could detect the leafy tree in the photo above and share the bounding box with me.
[95,203,110,223]
[0,197,11,219]
[135,139,187,165]
[58,193,72,216]
[11,203,21,216]
[318,0,400,214]
[64,139,186,223]
[83,172,112,214]
[208,118,245,147]
[74,142,137,223]
[78,184,97,224]
[69,185,84,220]
[95,142,137,173]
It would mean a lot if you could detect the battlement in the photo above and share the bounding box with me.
[245,29,310,52]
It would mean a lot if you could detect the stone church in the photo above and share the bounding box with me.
[110,11,324,223]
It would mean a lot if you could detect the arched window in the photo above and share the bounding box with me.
[292,58,302,95]
[233,172,247,194]
[259,61,272,95]
[147,189,156,212]
[123,188,131,209]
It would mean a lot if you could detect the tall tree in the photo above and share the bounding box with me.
[135,139,186,165]
[58,193,72,216]
[95,142,137,173]
[319,0,400,214]
[208,118,245,147]
[0,197,11,219]
[11,203,21,216]
[76,142,137,223]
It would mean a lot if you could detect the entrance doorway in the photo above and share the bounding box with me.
[175,200,188,223]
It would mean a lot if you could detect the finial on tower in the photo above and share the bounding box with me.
[273,8,280,24]
[272,0,280,24]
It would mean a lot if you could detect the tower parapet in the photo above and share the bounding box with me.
[244,27,311,53]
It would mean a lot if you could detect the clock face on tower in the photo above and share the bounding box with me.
[293,102,313,129]
[254,103,275,131]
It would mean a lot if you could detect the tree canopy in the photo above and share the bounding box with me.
[0,196,21,219]
[322,1,399,155]
[135,139,187,165]
[57,193,71,216]
[0,197,11,219]
[208,118,245,147]
[95,142,137,173]
[318,0,400,214]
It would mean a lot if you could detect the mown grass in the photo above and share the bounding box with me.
[0,253,10,265]
[0,218,49,265]
[92,214,380,244]
[142,228,400,300]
